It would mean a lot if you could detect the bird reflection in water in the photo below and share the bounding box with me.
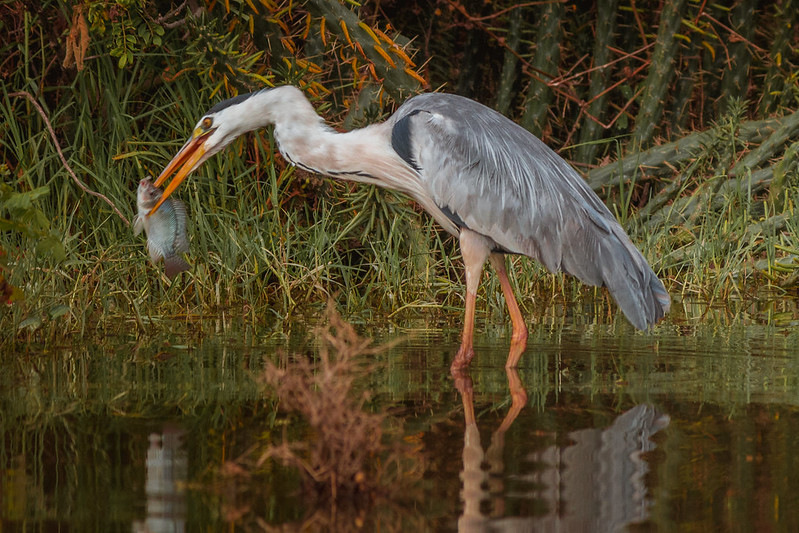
[453,366,670,532]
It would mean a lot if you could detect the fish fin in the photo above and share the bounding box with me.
[147,242,164,264]
[164,255,191,279]
[133,215,144,236]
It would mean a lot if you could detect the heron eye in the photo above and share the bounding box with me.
[201,117,213,130]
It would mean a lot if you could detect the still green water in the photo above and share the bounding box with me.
[3,310,799,531]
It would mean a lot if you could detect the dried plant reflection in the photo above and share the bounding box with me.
[213,306,424,531]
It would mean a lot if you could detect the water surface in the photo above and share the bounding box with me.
[3,312,799,531]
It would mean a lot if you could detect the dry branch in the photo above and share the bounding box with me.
[9,91,130,226]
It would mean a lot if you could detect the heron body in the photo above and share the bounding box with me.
[150,85,670,369]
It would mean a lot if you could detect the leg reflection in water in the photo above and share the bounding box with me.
[452,364,670,532]
[453,367,527,532]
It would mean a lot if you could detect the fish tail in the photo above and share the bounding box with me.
[164,255,191,279]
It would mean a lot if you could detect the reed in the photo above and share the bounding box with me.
[2,1,799,347]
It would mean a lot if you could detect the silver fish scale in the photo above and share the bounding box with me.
[134,179,190,279]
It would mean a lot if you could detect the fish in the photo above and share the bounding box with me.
[133,177,191,279]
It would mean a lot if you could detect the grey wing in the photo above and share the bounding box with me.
[390,93,670,329]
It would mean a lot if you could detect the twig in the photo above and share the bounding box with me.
[550,42,655,87]
[443,0,605,112]
[629,0,648,46]
[153,0,192,29]
[581,65,648,128]
[445,0,562,23]
[701,11,767,55]
[154,0,187,23]
[9,91,130,226]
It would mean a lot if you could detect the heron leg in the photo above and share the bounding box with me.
[451,229,491,372]
[489,253,528,368]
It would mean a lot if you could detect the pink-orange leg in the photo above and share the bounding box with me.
[451,229,491,372]
[451,289,478,370]
[489,254,529,368]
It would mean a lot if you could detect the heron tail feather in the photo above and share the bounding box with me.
[600,233,670,330]
[560,224,669,330]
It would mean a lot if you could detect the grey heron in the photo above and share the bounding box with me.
[149,85,670,370]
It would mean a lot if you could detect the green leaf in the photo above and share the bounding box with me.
[35,236,66,261]
[49,304,71,319]
[0,217,33,235]
[30,209,50,231]
[2,186,50,212]
[620,84,633,99]
[18,315,42,331]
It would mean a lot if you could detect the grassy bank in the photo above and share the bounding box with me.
[2,1,798,345]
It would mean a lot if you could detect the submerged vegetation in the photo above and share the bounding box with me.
[1,0,798,342]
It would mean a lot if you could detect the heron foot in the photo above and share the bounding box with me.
[451,366,476,424]
[451,367,473,395]
[505,331,528,369]
[511,327,528,347]
[450,346,474,372]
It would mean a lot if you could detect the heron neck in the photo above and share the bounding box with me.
[275,122,418,192]
[262,87,398,182]
[267,89,458,234]
[275,120,370,173]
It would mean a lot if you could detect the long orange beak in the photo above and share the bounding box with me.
[148,130,213,215]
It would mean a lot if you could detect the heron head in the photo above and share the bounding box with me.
[148,89,276,215]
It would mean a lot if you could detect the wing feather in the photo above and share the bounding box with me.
[389,93,669,328]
